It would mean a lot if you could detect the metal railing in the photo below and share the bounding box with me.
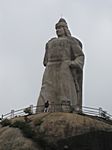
[1,104,112,121]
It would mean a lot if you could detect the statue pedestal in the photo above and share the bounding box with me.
[49,101,71,112]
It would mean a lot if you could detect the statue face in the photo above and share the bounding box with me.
[56,26,65,37]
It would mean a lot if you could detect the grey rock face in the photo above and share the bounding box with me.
[37,18,85,111]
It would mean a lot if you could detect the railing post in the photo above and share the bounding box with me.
[11,109,14,118]
[30,105,33,114]
[1,114,3,120]
[99,107,107,118]
[99,107,102,117]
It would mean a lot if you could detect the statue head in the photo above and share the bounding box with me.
[55,18,71,37]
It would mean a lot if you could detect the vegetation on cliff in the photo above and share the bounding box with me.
[0,112,112,150]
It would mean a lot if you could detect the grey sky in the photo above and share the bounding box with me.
[0,0,112,115]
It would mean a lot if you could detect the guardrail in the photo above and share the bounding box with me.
[1,104,112,121]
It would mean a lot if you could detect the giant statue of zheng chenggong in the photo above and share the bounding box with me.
[37,18,85,112]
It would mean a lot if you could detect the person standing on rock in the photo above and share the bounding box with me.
[37,18,84,112]
[44,100,49,112]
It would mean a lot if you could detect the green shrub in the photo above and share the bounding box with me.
[1,118,11,127]
[11,120,26,128]
[34,118,43,126]
[10,120,34,138]
[24,107,32,115]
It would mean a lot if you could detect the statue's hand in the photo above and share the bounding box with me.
[70,61,78,68]
[65,60,78,68]
[65,60,72,66]
[70,61,75,68]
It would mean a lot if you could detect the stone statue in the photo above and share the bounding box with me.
[37,18,84,112]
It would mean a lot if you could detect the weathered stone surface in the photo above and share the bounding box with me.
[37,18,85,111]
[31,112,112,143]
[0,113,112,150]
[29,113,112,150]
[0,127,39,150]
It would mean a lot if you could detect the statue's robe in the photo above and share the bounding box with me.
[37,36,84,112]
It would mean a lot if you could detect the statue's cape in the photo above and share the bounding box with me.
[69,37,84,107]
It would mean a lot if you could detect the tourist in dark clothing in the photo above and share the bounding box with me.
[44,100,49,112]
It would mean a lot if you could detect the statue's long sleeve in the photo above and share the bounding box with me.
[70,39,84,70]
[43,43,48,66]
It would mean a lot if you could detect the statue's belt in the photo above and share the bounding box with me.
[47,60,69,65]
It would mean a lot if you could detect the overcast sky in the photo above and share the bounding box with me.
[0,0,112,116]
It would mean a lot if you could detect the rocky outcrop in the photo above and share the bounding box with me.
[0,112,112,150]
[0,127,39,150]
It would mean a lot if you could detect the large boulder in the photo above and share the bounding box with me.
[31,112,112,143]
[0,127,40,150]
[0,112,112,150]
